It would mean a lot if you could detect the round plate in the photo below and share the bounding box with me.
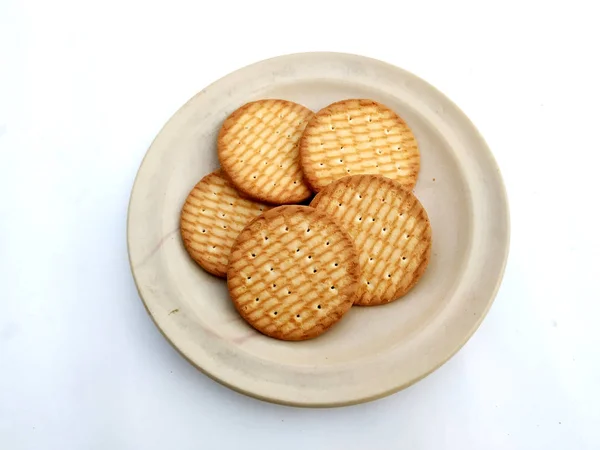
[127,52,510,407]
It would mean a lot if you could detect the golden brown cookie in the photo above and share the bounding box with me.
[299,99,420,192]
[217,99,313,204]
[310,175,431,306]
[180,170,272,277]
[227,205,359,340]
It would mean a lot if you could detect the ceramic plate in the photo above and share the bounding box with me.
[127,52,510,407]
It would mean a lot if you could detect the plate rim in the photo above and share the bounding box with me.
[127,51,511,407]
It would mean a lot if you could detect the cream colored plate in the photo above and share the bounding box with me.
[127,52,510,407]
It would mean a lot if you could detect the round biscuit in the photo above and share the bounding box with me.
[180,170,272,277]
[310,175,431,306]
[299,99,420,192]
[218,99,313,204]
[227,205,359,341]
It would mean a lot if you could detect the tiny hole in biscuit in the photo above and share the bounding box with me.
[358,194,362,199]
[358,217,362,221]
[375,164,379,168]
[293,181,297,184]
[306,228,311,233]
[376,149,382,155]
[367,116,371,122]
[406,234,410,238]
[287,134,291,138]
[387,274,391,278]
[385,129,389,134]
[255,297,259,302]
[251,253,256,257]
[331,126,335,130]
[402,256,407,261]
[371,218,375,222]
[326,241,329,245]
[396,146,401,150]
[273,284,277,288]
[347,169,351,172]
[340,147,344,150]
[296,248,300,252]
[265,236,269,241]
[366,281,370,285]
[212,246,216,249]
[273,311,278,315]
[229,202,233,206]
[285,226,289,231]
[317,304,322,309]
[240,159,244,163]
[313,269,317,273]
[383,228,387,232]
[223,225,227,229]
[270,267,274,271]
[320,163,324,166]
[334,263,338,267]
[296,314,300,318]
[338,203,342,206]
[247,276,251,280]
[201,209,205,212]
[253,175,257,179]
[259,207,264,212]
[213,192,216,196]
[339,159,343,163]
[264,161,268,165]
[288,290,291,294]
[308,255,312,259]
[202,229,205,233]
[369,257,373,262]
[276,130,280,134]
[221,213,226,217]
[330,286,335,290]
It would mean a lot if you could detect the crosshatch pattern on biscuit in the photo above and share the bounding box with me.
[180,170,272,277]
[300,99,420,193]
[218,100,313,204]
[227,205,359,340]
[311,175,431,306]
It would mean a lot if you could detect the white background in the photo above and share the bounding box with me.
[1,0,599,449]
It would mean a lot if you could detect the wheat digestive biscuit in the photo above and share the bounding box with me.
[310,175,431,306]
[299,99,420,192]
[180,170,272,277]
[217,99,313,204]
[227,205,359,341]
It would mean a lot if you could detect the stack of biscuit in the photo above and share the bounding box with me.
[181,98,432,341]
